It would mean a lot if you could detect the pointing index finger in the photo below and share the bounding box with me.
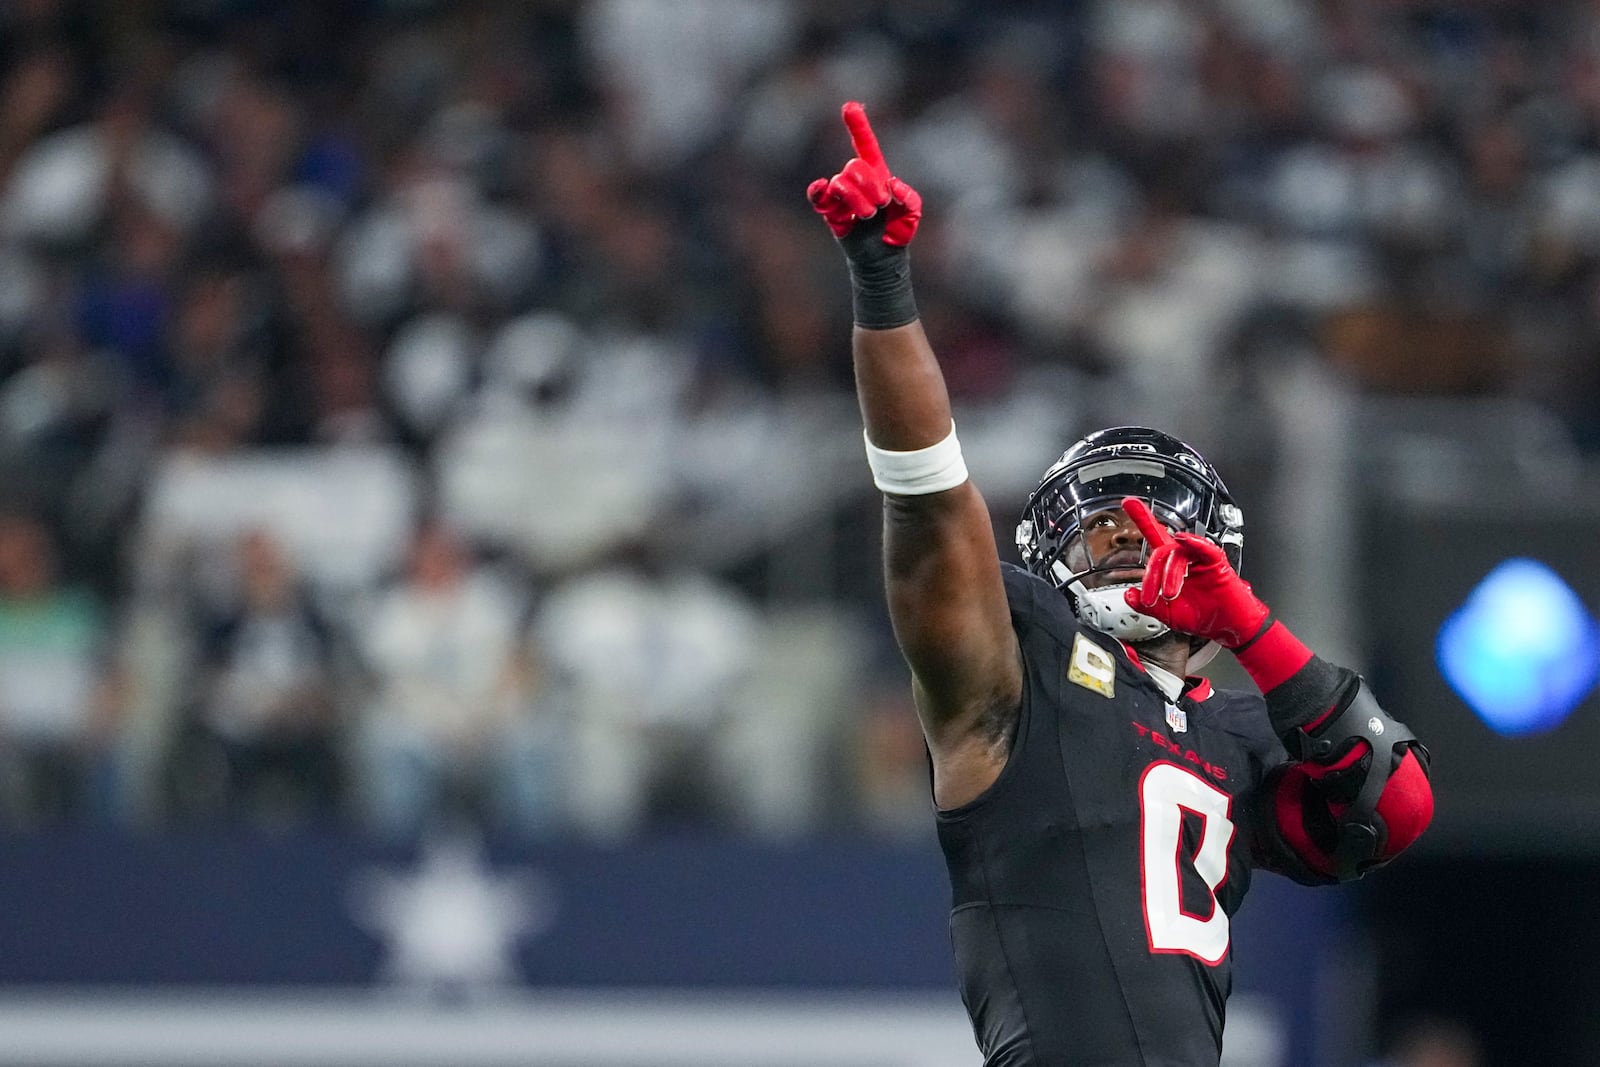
[1120,497,1175,548]
[842,101,887,172]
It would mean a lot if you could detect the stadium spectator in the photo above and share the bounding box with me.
[352,519,561,840]
[0,513,124,826]
[536,552,760,839]
[169,528,342,828]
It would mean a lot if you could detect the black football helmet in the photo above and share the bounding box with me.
[1015,426,1244,627]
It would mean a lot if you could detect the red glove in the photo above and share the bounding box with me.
[1120,497,1270,649]
[806,102,922,248]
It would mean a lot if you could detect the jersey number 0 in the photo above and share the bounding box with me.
[1138,762,1235,965]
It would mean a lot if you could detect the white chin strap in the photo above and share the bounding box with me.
[1062,575,1225,675]
[1186,640,1222,673]
[1067,579,1169,642]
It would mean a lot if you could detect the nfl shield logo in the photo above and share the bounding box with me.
[1165,703,1188,734]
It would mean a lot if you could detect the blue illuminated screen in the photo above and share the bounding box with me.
[1435,558,1600,736]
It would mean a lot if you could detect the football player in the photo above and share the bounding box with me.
[808,102,1433,1066]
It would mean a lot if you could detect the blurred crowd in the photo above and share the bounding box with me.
[1,0,1597,839]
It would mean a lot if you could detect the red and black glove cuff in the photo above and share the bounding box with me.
[840,212,918,329]
[1230,617,1355,740]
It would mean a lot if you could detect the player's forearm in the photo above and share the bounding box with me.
[853,321,957,450]
[859,326,1005,710]
[840,192,950,450]
[1230,620,1353,739]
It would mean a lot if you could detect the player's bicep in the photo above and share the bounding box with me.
[882,482,1022,748]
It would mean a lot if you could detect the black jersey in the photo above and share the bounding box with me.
[936,564,1289,1067]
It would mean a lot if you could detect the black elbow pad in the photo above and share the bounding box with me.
[1284,680,1431,880]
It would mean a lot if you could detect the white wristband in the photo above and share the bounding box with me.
[863,421,969,495]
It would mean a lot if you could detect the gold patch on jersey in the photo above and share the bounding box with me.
[1067,633,1117,698]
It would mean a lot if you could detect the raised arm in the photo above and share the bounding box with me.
[808,103,1020,797]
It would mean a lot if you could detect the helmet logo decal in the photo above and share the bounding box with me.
[1097,442,1157,455]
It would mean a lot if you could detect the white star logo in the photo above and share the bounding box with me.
[349,830,558,995]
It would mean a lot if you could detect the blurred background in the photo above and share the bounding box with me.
[0,0,1597,1064]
